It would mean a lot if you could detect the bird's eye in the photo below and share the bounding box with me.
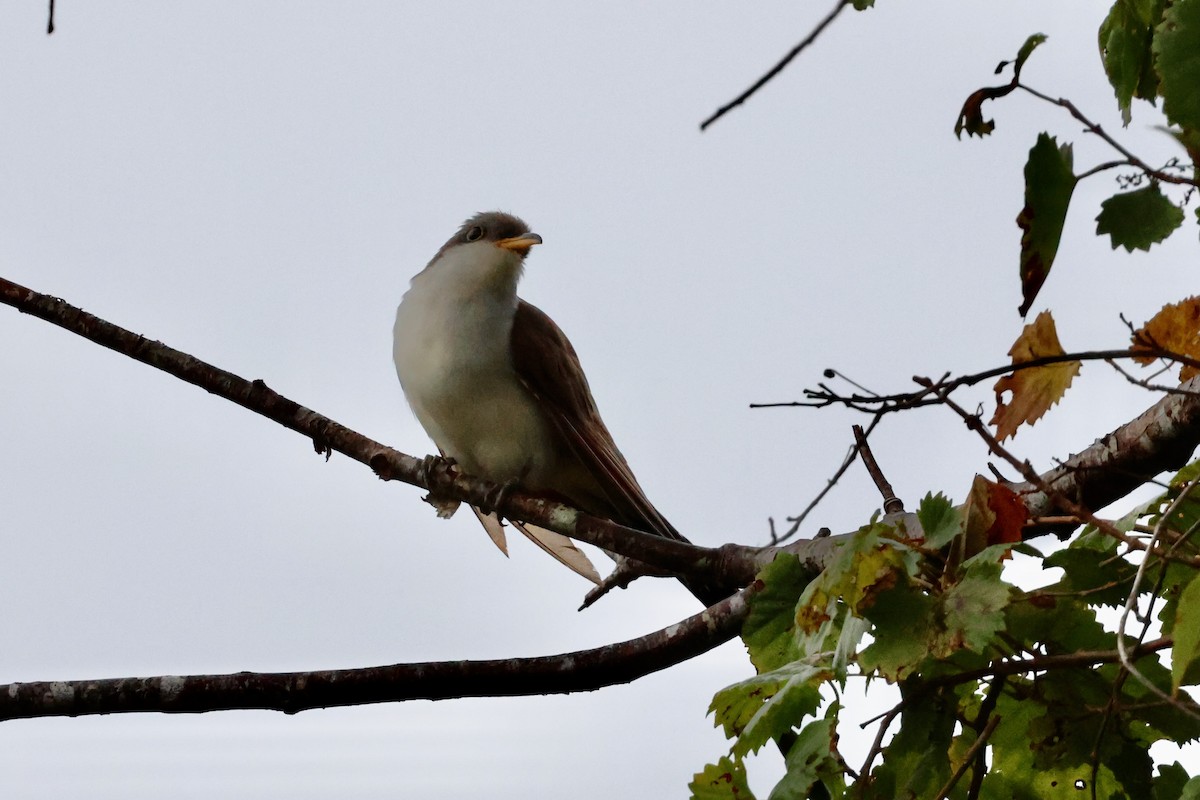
[465,226,484,242]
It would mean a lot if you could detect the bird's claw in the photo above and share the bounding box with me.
[421,453,455,486]
[481,477,520,518]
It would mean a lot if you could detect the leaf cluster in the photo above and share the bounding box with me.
[694,476,1200,799]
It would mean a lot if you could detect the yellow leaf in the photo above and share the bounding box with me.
[991,311,1080,442]
[1131,296,1200,382]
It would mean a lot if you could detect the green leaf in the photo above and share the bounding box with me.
[1100,0,1167,123]
[708,662,825,757]
[743,554,811,672]
[1154,0,1200,132]
[1014,33,1047,77]
[867,685,956,798]
[1154,762,1194,800]
[1173,577,1200,691]
[1043,527,1139,606]
[1184,776,1200,800]
[710,662,823,747]
[917,492,961,549]
[767,718,844,800]
[1016,133,1078,316]
[938,560,1012,654]
[690,756,756,800]
[859,582,935,679]
[1096,183,1185,251]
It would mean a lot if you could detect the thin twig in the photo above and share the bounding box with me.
[852,424,904,513]
[772,413,882,545]
[1115,479,1200,719]
[1018,83,1200,188]
[700,0,850,131]
[935,715,1001,800]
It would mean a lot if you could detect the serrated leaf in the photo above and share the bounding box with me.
[1016,134,1078,315]
[1043,528,1139,606]
[859,582,935,680]
[690,756,756,800]
[795,526,915,643]
[767,718,843,800]
[1154,0,1200,132]
[1096,182,1185,251]
[1154,762,1193,800]
[868,687,956,798]
[917,492,961,549]
[708,662,825,757]
[1100,0,1167,123]
[743,554,811,672]
[1131,295,1200,381]
[991,311,1081,441]
[1173,577,1200,691]
[938,560,1012,654]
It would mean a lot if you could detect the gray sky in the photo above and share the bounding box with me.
[1,2,1195,797]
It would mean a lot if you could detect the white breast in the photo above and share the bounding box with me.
[392,245,556,482]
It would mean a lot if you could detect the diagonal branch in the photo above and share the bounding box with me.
[0,275,763,593]
[699,0,850,131]
[0,585,757,721]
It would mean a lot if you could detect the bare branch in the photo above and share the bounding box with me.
[0,275,762,595]
[853,423,903,514]
[1018,83,1200,188]
[1018,374,1200,526]
[700,0,849,132]
[0,586,756,721]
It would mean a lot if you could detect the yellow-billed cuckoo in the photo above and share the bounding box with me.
[393,211,715,602]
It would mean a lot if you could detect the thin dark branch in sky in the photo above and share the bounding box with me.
[753,348,1200,412]
[700,0,850,132]
[46,0,54,34]
[0,587,756,721]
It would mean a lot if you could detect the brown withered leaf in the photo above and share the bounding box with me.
[991,311,1080,442]
[984,480,1026,547]
[1131,296,1200,382]
[946,475,1024,578]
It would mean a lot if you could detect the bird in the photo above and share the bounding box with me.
[393,211,720,604]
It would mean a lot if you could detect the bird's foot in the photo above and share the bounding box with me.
[420,453,457,487]
[481,477,521,519]
[421,454,461,518]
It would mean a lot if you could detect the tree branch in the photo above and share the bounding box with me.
[1018,374,1200,525]
[699,0,849,132]
[0,585,756,721]
[0,275,763,593]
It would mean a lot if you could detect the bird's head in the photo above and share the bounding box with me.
[420,211,542,295]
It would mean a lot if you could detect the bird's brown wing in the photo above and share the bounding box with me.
[509,300,685,542]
